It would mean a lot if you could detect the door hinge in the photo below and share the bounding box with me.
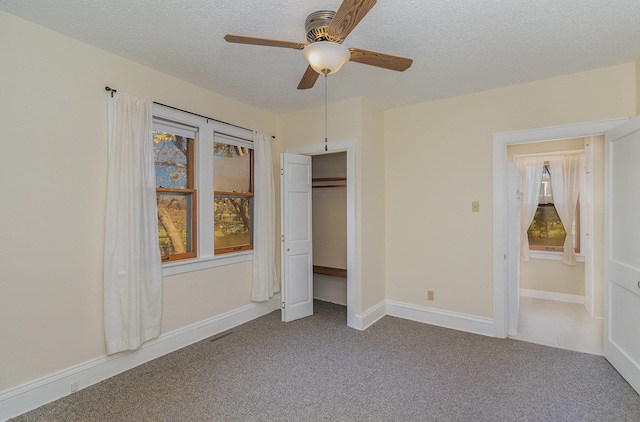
[280,168,284,175]
[281,235,285,243]
[281,302,285,309]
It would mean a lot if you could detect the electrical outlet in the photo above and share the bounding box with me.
[427,290,434,301]
[71,381,79,392]
[472,201,480,212]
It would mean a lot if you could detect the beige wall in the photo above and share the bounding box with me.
[0,11,277,391]
[519,260,585,296]
[507,137,585,161]
[385,64,635,319]
[359,99,387,310]
[312,153,347,269]
[278,97,387,312]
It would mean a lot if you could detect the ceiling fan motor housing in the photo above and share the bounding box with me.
[305,10,342,44]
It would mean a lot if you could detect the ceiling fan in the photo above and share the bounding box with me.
[224,0,413,89]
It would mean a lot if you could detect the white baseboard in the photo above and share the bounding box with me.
[0,296,280,421]
[520,288,585,304]
[385,300,494,337]
[354,300,495,336]
[353,300,386,330]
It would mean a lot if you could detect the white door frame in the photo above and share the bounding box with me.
[506,163,520,336]
[286,139,356,328]
[492,118,627,338]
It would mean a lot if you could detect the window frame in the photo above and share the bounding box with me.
[152,104,255,275]
[153,122,198,262]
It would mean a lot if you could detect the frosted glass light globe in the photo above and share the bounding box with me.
[303,41,351,75]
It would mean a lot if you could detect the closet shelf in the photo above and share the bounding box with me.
[313,265,347,278]
[312,177,346,182]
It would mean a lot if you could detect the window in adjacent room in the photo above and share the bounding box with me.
[527,164,580,253]
[213,137,254,254]
[153,122,197,261]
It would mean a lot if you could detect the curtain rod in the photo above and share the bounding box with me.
[105,87,275,139]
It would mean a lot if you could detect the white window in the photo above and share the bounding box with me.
[152,104,255,275]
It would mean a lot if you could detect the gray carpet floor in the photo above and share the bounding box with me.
[12,301,640,421]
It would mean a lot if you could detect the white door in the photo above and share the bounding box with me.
[604,116,640,394]
[280,153,314,322]
[507,163,520,336]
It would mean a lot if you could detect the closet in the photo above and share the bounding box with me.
[311,152,347,306]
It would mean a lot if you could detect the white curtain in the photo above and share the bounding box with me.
[104,92,163,355]
[549,154,583,265]
[516,156,545,261]
[251,132,279,301]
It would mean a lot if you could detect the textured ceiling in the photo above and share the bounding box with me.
[2,0,640,114]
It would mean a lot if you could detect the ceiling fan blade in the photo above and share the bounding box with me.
[328,0,377,40]
[349,48,413,72]
[224,34,306,50]
[297,65,320,90]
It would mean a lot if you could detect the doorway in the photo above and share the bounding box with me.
[311,152,348,306]
[492,118,627,339]
[284,139,356,328]
[506,138,602,353]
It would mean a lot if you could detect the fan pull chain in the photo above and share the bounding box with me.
[324,73,328,152]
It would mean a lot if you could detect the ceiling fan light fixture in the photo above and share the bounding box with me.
[303,41,350,75]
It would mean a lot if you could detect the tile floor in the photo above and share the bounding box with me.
[509,296,604,355]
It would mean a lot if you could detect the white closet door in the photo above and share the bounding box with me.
[280,153,313,322]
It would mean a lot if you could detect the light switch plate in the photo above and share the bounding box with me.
[472,201,480,212]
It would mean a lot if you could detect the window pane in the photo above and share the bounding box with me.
[214,142,252,192]
[154,132,191,189]
[214,196,252,250]
[527,205,566,248]
[157,193,194,256]
[539,165,554,204]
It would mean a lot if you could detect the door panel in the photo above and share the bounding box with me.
[290,254,312,305]
[280,153,313,322]
[604,116,640,394]
[610,282,640,357]
[288,192,310,241]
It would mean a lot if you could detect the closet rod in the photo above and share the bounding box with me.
[104,86,275,139]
